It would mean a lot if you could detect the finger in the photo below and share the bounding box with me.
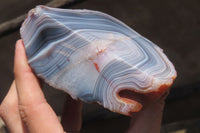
[61,95,82,132]
[127,102,164,133]
[14,40,64,133]
[0,81,26,133]
[14,40,44,108]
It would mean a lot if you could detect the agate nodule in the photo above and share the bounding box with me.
[20,5,177,116]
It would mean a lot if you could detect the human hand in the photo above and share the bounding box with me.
[126,100,165,133]
[0,39,165,133]
[124,86,167,133]
[0,40,82,133]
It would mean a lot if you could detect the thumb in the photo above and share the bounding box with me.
[14,39,64,133]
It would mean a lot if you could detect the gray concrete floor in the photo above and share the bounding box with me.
[0,0,200,132]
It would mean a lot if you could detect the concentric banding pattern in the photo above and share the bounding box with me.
[20,5,177,116]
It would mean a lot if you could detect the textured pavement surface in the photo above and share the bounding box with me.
[0,0,200,133]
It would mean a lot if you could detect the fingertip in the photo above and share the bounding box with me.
[15,39,25,58]
[15,39,24,53]
[16,39,23,44]
[14,39,31,77]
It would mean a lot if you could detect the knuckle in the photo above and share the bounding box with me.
[18,104,29,122]
[18,100,46,122]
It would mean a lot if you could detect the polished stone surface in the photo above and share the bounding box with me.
[0,0,200,132]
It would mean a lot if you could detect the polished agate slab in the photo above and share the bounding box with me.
[20,5,177,116]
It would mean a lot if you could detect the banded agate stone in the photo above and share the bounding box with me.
[20,5,177,116]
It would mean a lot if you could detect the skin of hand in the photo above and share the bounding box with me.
[0,39,165,133]
[0,40,82,133]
